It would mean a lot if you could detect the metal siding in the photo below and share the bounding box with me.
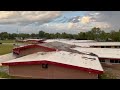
[9,65,98,79]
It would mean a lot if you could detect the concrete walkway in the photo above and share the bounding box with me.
[0,78,7,79]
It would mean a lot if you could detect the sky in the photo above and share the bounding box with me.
[0,11,119,34]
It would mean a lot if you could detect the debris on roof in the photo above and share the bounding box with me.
[72,47,120,59]
[2,51,103,74]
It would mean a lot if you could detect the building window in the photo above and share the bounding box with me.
[42,64,48,69]
[115,60,119,63]
[106,46,111,48]
[115,46,118,48]
[110,60,114,63]
[101,46,104,48]
[117,46,119,48]
[110,60,120,64]
[100,60,105,62]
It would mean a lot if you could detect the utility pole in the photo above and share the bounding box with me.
[16,27,19,47]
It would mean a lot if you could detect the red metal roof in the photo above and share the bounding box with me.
[13,44,57,54]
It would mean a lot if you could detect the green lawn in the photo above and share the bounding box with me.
[0,44,13,55]
[0,71,18,79]
[0,40,15,43]
[0,71,26,79]
[0,71,12,78]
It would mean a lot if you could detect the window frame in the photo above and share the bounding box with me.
[110,59,120,64]
[100,59,105,63]
[42,64,48,69]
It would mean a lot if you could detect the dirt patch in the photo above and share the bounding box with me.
[102,66,120,79]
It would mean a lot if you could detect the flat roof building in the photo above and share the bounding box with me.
[44,39,120,48]
[72,47,120,69]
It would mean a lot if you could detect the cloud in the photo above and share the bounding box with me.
[43,11,111,32]
[0,11,18,19]
[0,24,20,33]
[80,16,91,24]
[0,11,62,25]
[100,12,120,29]
[92,22,111,29]
[37,18,111,33]
[0,11,120,34]
[86,11,120,30]
[68,22,74,29]
[67,16,81,23]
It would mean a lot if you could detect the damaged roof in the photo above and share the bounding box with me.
[72,47,120,59]
[2,51,103,74]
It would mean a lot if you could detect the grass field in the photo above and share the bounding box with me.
[0,71,12,78]
[0,71,25,79]
[0,40,15,43]
[0,44,13,55]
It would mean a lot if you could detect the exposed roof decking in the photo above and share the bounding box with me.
[2,51,103,73]
[45,39,95,47]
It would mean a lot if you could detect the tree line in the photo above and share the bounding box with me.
[1,27,120,42]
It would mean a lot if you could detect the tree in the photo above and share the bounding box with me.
[99,31,107,41]
[31,33,37,39]
[0,32,9,40]
[110,31,120,41]
[55,32,61,38]
[39,31,45,38]
[67,34,73,39]
[50,33,55,39]
[44,33,51,39]
[73,34,79,40]
[61,32,69,39]
[90,27,102,41]
[8,33,17,39]
[1,27,120,42]
[86,31,94,40]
